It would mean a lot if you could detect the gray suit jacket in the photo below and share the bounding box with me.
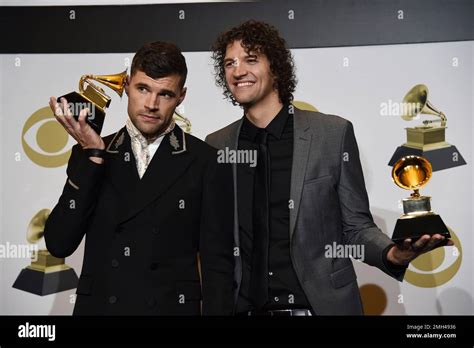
[205,108,405,315]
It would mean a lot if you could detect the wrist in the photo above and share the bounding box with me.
[84,148,107,164]
[83,143,105,151]
[83,138,105,151]
[386,246,397,264]
[386,245,408,266]
[89,156,104,164]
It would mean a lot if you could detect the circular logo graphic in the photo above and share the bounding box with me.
[359,283,388,315]
[404,227,462,287]
[292,100,318,112]
[22,106,71,168]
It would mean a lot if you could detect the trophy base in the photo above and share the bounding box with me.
[57,92,105,135]
[392,213,451,243]
[12,267,78,296]
[388,145,466,171]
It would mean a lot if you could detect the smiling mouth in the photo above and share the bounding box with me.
[235,81,255,88]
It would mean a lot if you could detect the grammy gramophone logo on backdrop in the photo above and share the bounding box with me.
[388,84,467,171]
[12,209,78,296]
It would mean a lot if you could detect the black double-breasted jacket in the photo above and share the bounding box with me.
[44,125,234,315]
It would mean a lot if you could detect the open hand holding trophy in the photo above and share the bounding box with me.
[57,70,127,135]
[391,155,450,242]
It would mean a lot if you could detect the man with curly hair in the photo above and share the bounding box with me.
[206,20,451,315]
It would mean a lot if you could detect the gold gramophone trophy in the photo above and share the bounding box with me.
[57,70,127,135]
[391,155,450,242]
[12,209,78,296]
[388,84,466,171]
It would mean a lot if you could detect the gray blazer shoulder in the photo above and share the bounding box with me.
[296,108,352,132]
[205,118,242,149]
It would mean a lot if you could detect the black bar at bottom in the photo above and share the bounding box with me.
[0,315,472,345]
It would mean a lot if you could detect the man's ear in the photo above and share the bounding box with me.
[124,75,130,96]
[177,87,187,106]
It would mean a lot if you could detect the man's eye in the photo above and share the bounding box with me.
[247,59,257,64]
[138,87,147,93]
[224,62,233,68]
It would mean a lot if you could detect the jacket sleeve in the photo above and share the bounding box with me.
[337,121,406,281]
[199,151,235,315]
[44,144,105,258]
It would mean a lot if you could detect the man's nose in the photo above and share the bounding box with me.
[233,61,247,78]
[145,94,159,110]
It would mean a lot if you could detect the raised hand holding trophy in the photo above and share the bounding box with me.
[57,70,127,135]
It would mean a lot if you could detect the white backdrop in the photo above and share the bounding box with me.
[0,40,472,315]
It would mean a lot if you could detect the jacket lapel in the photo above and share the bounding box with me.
[221,119,243,256]
[289,109,312,240]
[224,119,243,151]
[105,127,140,199]
[119,125,195,223]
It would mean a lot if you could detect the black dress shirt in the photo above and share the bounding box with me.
[236,104,311,312]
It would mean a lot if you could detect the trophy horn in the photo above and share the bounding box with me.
[401,84,447,127]
[392,155,432,198]
[26,209,51,244]
[79,70,128,109]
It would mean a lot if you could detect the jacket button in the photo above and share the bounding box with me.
[152,227,159,235]
[116,226,124,234]
[111,259,119,268]
[150,263,158,270]
[233,281,238,289]
[109,296,117,304]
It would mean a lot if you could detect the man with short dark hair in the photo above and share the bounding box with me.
[206,20,452,315]
[45,41,234,315]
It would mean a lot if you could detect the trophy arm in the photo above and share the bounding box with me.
[79,75,93,94]
[422,111,447,127]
